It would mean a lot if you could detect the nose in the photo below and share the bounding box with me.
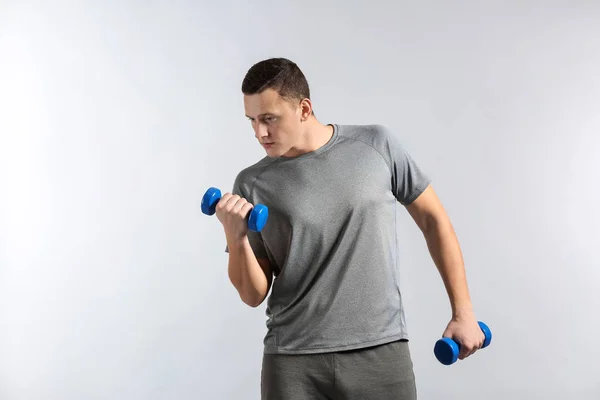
[254,122,269,140]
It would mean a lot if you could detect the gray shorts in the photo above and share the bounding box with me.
[260,339,417,400]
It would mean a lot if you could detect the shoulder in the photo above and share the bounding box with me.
[232,156,273,195]
[338,123,398,145]
[337,123,406,157]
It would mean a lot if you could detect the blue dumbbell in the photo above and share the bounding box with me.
[434,321,492,365]
[201,187,269,232]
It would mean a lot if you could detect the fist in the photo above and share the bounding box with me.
[442,313,485,360]
[214,193,255,241]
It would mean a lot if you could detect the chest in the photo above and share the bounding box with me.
[252,153,393,229]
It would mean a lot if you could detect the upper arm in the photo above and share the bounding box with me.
[257,257,273,280]
[405,184,451,233]
[257,257,274,296]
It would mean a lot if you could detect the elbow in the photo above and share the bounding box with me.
[228,276,267,307]
[419,213,439,234]
[241,293,265,308]
[421,213,453,237]
[232,283,262,307]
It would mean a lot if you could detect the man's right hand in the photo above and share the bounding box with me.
[214,193,255,241]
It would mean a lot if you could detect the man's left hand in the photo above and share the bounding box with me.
[442,310,485,360]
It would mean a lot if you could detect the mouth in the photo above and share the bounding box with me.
[262,142,274,148]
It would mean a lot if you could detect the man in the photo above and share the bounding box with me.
[217,57,484,399]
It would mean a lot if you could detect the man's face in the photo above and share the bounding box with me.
[244,88,305,158]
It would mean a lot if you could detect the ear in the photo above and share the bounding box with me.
[299,98,313,121]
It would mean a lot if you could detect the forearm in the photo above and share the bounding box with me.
[226,236,269,307]
[422,217,473,317]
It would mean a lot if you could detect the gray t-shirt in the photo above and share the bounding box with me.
[226,124,431,355]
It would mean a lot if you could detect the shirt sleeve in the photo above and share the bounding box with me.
[380,125,431,205]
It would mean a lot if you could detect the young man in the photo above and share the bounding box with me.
[217,58,485,399]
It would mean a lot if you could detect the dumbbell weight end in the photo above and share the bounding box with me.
[201,187,221,216]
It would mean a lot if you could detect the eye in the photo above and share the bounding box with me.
[264,116,276,123]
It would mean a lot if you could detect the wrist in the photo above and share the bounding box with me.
[451,304,474,320]
[226,235,249,251]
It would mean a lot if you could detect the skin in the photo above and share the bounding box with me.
[244,88,334,158]
[216,87,484,360]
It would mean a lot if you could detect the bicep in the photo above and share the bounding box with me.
[405,184,450,232]
[257,257,273,288]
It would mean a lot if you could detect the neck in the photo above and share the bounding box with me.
[298,118,334,153]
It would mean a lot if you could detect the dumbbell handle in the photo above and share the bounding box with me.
[201,187,269,232]
[434,321,492,365]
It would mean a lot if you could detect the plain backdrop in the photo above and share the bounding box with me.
[1,1,599,399]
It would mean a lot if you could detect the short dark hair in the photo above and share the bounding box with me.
[241,58,311,103]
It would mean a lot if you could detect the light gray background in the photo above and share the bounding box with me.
[1,1,599,399]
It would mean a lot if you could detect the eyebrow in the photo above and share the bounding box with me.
[246,113,276,119]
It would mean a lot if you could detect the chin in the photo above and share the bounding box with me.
[265,147,286,157]
[266,151,282,158]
